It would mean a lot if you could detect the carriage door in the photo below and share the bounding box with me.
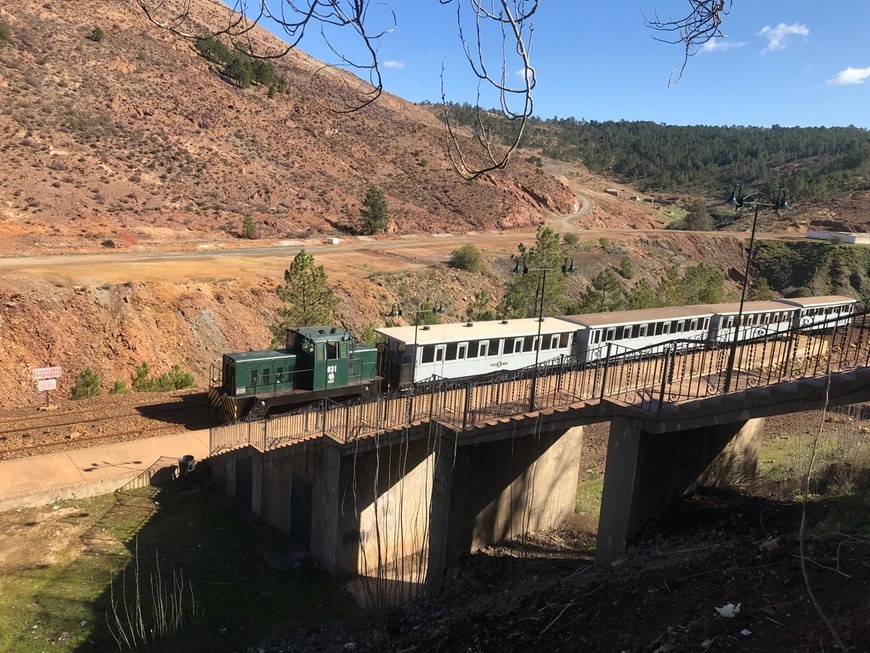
[434,345,446,370]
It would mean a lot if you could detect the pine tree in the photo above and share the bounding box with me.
[500,226,569,318]
[359,186,389,234]
[272,249,339,343]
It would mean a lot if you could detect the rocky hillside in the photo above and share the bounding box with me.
[0,0,576,255]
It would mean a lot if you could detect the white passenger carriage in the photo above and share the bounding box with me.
[562,305,716,363]
[376,318,578,386]
[706,301,798,344]
[775,295,856,330]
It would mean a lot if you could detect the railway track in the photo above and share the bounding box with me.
[0,393,217,461]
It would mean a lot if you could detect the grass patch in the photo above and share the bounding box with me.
[0,484,359,652]
[575,471,603,518]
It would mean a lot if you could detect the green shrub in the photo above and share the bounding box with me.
[71,368,102,400]
[88,26,104,42]
[109,380,130,395]
[449,243,484,273]
[562,233,579,246]
[132,362,195,392]
[241,214,256,239]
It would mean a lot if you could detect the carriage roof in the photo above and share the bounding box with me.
[561,304,718,328]
[375,317,578,347]
[773,295,856,309]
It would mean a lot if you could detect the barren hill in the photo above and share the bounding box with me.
[0,0,581,255]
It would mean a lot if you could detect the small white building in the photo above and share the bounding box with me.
[805,230,870,245]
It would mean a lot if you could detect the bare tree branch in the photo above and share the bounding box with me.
[644,0,732,86]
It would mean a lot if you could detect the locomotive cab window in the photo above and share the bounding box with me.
[276,367,284,383]
[250,370,258,389]
[263,369,271,386]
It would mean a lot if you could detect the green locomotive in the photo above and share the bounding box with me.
[209,326,379,422]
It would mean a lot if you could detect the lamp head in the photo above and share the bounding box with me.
[512,258,528,275]
[433,301,445,314]
[562,257,576,274]
[726,184,743,209]
[776,189,791,214]
[386,304,401,318]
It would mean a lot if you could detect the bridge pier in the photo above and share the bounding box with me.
[595,417,763,560]
[427,424,584,591]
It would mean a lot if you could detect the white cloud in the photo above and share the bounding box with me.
[383,60,405,69]
[699,39,747,54]
[828,66,870,85]
[758,23,809,53]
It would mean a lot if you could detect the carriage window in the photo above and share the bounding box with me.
[663,322,671,335]
[466,341,479,358]
[549,334,559,349]
[523,336,535,352]
[606,327,616,340]
[503,339,514,354]
[703,318,709,329]
[622,326,631,339]
[422,345,436,363]
[639,325,648,337]
[489,339,501,356]
[446,343,458,360]
[560,333,571,348]
[676,321,684,333]
[435,347,445,362]
[593,330,602,344]
[725,317,734,328]
[458,343,468,359]
[690,319,697,331]
[540,335,550,350]
[654,322,663,336]
[479,341,489,357]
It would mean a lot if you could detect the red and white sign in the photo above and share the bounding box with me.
[32,366,62,381]
[37,379,57,392]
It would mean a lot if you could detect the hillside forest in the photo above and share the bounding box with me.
[432,102,870,203]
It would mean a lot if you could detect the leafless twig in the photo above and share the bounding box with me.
[644,0,732,86]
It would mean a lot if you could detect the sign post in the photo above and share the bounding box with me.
[33,366,62,408]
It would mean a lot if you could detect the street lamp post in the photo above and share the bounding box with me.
[386,301,444,384]
[513,255,575,411]
[722,184,790,393]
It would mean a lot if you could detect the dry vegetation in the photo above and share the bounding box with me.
[0,0,576,256]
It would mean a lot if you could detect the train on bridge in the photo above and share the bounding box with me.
[209,295,856,422]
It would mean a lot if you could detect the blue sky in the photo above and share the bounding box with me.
[281,1,869,128]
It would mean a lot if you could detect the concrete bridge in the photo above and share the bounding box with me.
[206,315,870,601]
